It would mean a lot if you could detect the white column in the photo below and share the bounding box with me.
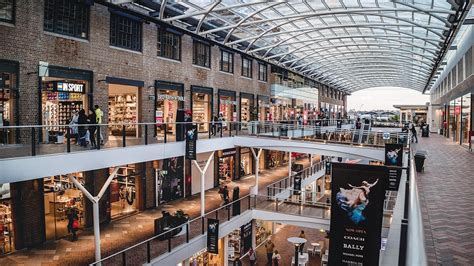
[312,181,317,202]
[92,201,101,263]
[192,152,215,217]
[223,236,229,266]
[252,220,257,249]
[288,152,292,178]
[310,154,313,168]
[250,148,263,195]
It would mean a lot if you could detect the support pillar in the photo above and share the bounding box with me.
[192,152,215,217]
[250,148,263,195]
[223,235,229,266]
[288,152,293,178]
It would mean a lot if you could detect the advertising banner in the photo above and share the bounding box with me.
[384,143,403,191]
[185,124,198,160]
[329,163,388,266]
[293,174,302,195]
[241,221,253,255]
[207,218,219,254]
[325,161,332,176]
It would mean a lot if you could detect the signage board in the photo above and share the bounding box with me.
[207,218,219,254]
[240,221,253,255]
[156,94,185,101]
[382,132,391,140]
[329,163,388,266]
[185,124,198,160]
[384,143,404,190]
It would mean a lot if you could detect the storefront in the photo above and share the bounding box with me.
[238,147,254,177]
[155,81,185,137]
[0,183,14,255]
[43,174,85,240]
[217,89,237,129]
[0,60,18,144]
[255,220,272,246]
[181,242,224,266]
[40,66,92,143]
[191,86,213,133]
[461,94,472,148]
[108,78,143,138]
[109,165,138,219]
[156,157,184,205]
[240,93,254,129]
[257,95,270,121]
[266,150,289,169]
[270,97,292,121]
[215,148,237,186]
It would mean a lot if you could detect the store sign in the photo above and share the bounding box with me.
[382,132,391,140]
[222,148,236,156]
[241,221,253,255]
[57,82,85,93]
[157,94,185,101]
[185,124,198,160]
[260,104,271,108]
[385,144,403,191]
[207,218,219,254]
[329,163,388,266]
[222,100,237,105]
[52,178,85,193]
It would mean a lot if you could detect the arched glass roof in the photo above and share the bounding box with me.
[122,0,471,92]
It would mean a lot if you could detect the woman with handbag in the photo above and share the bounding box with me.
[67,207,79,241]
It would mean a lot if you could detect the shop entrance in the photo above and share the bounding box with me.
[217,149,236,185]
[0,72,16,144]
[41,78,88,143]
[240,93,254,129]
[43,174,85,241]
[191,86,213,133]
[108,84,139,138]
[218,89,236,131]
[156,157,184,206]
[109,165,138,219]
[257,95,270,121]
[155,81,184,137]
[0,183,14,255]
[239,148,254,177]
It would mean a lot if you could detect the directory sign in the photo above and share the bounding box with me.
[329,163,388,266]
[385,143,403,190]
[207,218,219,254]
[185,124,198,160]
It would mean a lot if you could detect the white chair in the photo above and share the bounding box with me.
[307,246,315,255]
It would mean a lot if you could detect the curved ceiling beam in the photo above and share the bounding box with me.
[159,0,168,20]
[314,71,429,85]
[303,63,432,78]
[195,0,221,34]
[200,8,452,35]
[315,67,431,81]
[268,38,439,62]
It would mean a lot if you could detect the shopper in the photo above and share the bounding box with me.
[218,113,225,131]
[249,247,257,266]
[69,110,79,144]
[272,250,281,266]
[88,109,97,149]
[211,115,218,136]
[298,230,306,253]
[223,185,230,207]
[411,124,418,143]
[67,207,79,241]
[77,109,88,147]
[94,105,104,145]
[265,240,275,265]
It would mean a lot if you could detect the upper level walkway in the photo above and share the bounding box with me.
[414,134,474,265]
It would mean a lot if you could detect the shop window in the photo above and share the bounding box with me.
[157,28,180,61]
[461,94,471,146]
[110,166,138,219]
[193,41,211,68]
[0,183,14,255]
[0,0,14,23]
[258,63,267,81]
[108,84,138,137]
[44,0,89,39]
[0,72,16,144]
[242,57,252,78]
[110,13,142,52]
[220,50,233,73]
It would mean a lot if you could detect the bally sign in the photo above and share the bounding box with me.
[185,124,198,160]
[207,218,219,254]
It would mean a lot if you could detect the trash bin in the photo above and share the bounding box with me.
[414,151,427,172]
[421,125,429,137]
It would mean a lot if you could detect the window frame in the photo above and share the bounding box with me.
[43,0,90,39]
[258,62,267,81]
[241,57,253,78]
[0,0,15,23]
[192,40,211,68]
[109,12,143,52]
[157,27,181,61]
[220,49,234,73]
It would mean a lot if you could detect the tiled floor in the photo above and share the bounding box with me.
[0,158,313,265]
[415,134,474,265]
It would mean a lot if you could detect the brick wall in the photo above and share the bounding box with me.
[0,1,271,129]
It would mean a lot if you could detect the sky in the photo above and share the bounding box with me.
[347,87,430,111]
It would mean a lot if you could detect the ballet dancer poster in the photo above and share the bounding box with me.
[328,163,388,266]
[385,143,403,190]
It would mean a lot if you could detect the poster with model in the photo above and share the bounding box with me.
[186,124,197,159]
[385,143,403,191]
[329,163,388,266]
[159,157,184,204]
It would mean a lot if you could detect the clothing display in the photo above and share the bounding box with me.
[192,93,211,132]
[0,201,13,255]
[108,93,138,136]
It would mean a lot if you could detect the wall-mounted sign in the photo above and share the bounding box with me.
[50,178,85,193]
[57,82,85,93]
[207,218,219,254]
[222,100,237,105]
[222,148,236,157]
[156,94,185,101]
[329,163,388,266]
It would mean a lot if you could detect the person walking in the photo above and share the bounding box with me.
[69,110,79,144]
[211,115,218,136]
[249,247,257,266]
[265,240,275,265]
[272,250,281,266]
[94,105,104,145]
[67,207,79,241]
[77,109,88,147]
[298,230,306,253]
[223,185,230,207]
[88,109,97,149]
[411,124,418,143]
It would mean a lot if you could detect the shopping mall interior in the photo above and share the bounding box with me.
[1,1,474,265]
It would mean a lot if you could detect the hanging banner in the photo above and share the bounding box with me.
[384,143,403,191]
[329,163,388,266]
[325,161,332,175]
[185,124,198,160]
[240,221,253,255]
[337,120,342,129]
[207,218,219,254]
[293,174,302,195]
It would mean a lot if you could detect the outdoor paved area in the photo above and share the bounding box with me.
[415,133,474,265]
[0,158,313,265]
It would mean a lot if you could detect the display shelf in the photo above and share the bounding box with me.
[108,94,138,136]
